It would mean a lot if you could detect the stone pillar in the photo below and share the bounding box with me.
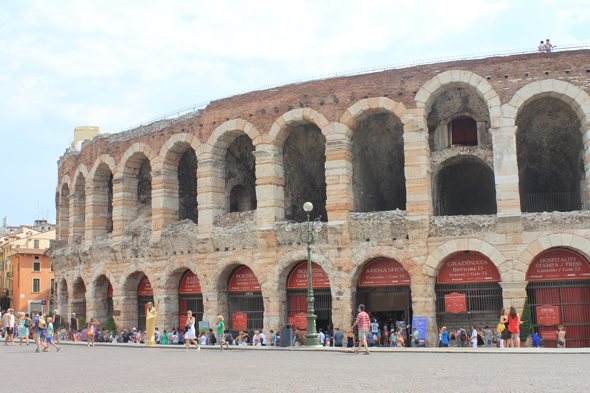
[500,281,528,312]
[410,275,438,346]
[253,144,285,229]
[85,287,107,325]
[58,193,70,243]
[262,280,280,335]
[112,174,138,243]
[201,288,224,331]
[331,274,354,330]
[324,137,354,222]
[151,166,180,238]
[583,125,590,208]
[69,191,85,246]
[434,123,449,150]
[404,109,432,217]
[491,124,521,218]
[197,159,225,236]
[85,178,110,247]
[114,293,137,331]
[153,288,179,331]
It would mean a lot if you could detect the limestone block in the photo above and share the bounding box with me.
[422,77,442,94]
[537,236,552,251]
[539,79,554,93]
[414,89,430,107]
[468,238,483,251]
[479,241,495,257]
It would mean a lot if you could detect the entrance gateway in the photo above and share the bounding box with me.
[179,271,203,329]
[227,266,263,335]
[355,258,412,344]
[137,276,153,332]
[286,262,332,332]
[526,248,590,347]
[435,252,503,332]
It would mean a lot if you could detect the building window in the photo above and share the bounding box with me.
[34,256,40,260]
[32,278,40,293]
[50,278,55,295]
[33,262,41,272]
[450,117,478,146]
[34,240,39,248]
[51,263,54,272]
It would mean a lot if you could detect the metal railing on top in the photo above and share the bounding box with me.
[121,42,590,132]
[520,191,588,213]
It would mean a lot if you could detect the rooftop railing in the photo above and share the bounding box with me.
[121,42,590,132]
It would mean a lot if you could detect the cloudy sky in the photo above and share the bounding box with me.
[1,0,589,226]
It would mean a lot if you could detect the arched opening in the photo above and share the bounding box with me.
[227,265,263,336]
[516,97,583,212]
[352,113,406,212]
[283,124,327,222]
[450,117,478,146]
[434,156,497,216]
[179,270,203,329]
[93,275,112,325]
[435,252,502,333]
[178,148,198,223]
[526,248,590,347]
[355,258,412,345]
[137,276,154,332]
[71,278,87,323]
[137,158,152,215]
[286,261,332,332]
[93,163,113,235]
[427,85,491,152]
[71,175,86,242]
[229,185,251,213]
[119,153,152,227]
[58,184,70,241]
[225,135,256,213]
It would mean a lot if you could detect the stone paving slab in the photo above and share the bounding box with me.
[3,343,589,392]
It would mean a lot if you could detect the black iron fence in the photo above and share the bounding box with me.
[520,192,587,213]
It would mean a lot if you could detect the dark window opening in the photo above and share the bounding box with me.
[33,262,41,272]
[178,148,198,223]
[230,185,252,213]
[225,135,257,213]
[450,117,477,146]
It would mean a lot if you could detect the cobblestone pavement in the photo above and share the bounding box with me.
[4,344,589,392]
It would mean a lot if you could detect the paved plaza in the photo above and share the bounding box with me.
[4,344,589,392]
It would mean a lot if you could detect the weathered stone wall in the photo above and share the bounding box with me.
[50,50,590,347]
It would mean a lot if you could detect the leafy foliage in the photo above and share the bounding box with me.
[521,296,534,340]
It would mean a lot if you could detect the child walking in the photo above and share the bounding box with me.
[44,317,60,352]
[217,315,228,349]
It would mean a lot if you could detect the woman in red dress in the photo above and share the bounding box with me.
[507,306,522,348]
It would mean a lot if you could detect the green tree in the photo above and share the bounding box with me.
[78,316,86,330]
[105,315,117,331]
[521,296,534,340]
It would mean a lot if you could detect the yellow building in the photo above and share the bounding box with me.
[0,226,56,312]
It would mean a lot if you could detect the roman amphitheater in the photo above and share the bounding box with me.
[49,49,590,346]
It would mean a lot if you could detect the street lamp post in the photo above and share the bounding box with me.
[286,201,323,346]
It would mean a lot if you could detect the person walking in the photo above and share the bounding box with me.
[440,326,449,347]
[162,329,168,345]
[293,327,304,347]
[350,304,370,355]
[484,326,492,348]
[70,313,79,343]
[53,310,62,343]
[557,325,566,348]
[17,312,31,346]
[87,317,99,347]
[183,310,200,352]
[217,315,228,349]
[2,309,16,346]
[32,309,44,353]
[508,305,522,348]
[44,317,60,352]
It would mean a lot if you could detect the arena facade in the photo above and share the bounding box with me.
[49,49,590,346]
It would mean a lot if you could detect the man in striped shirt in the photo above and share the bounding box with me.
[350,304,371,355]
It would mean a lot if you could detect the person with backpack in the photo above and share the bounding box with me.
[458,328,467,347]
[31,310,44,353]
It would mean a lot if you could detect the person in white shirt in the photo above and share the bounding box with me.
[3,309,16,346]
[471,325,478,348]
[253,330,261,346]
[538,41,546,53]
[318,329,325,345]
[259,332,267,346]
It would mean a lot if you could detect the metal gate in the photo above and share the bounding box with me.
[527,280,590,348]
[287,288,332,330]
[228,291,264,334]
[435,282,503,330]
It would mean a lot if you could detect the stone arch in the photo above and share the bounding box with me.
[86,155,115,239]
[268,108,330,145]
[339,97,410,131]
[70,165,89,244]
[116,143,157,178]
[157,133,203,167]
[415,70,502,127]
[119,265,157,330]
[209,258,264,294]
[349,248,415,286]
[88,154,117,180]
[120,264,158,290]
[70,272,88,320]
[58,174,72,194]
[163,258,204,291]
[423,238,510,282]
[516,234,590,281]
[89,266,117,324]
[57,277,69,316]
[432,155,497,216]
[504,80,590,126]
[89,265,118,294]
[204,119,262,160]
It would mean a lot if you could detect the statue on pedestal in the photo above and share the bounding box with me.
[145,302,157,347]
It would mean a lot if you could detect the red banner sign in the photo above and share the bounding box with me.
[287,262,330,289]
[179,314,188,329]
[445,292,467,313]
[233,312,247,330]
[288,317,295,326]
[526,248,590,281]
[138,276,153,296]
[179,271,202,294]
[537,304,560,326]
[437,252,500,284]
[228,266,261,292]
[108,284,113,298]
[540,330,558,340]
[294,312,307,329]
[358,258,411,287]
